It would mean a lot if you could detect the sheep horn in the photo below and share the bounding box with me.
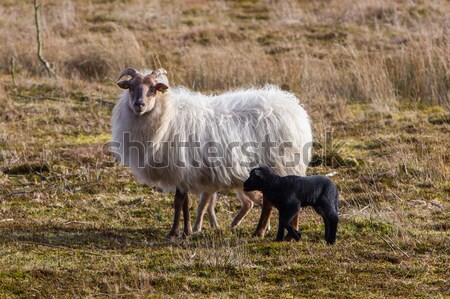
[117,68,138,81]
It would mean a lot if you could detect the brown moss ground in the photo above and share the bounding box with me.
[0,78,448,298]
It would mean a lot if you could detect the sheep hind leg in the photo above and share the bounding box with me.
[168,188,187,240]
[207,193,219,228]
[193,192,213,233]
[246,191,263,207]
[253,195,273,237]
[247,191,270,232]
[231,189,254,228]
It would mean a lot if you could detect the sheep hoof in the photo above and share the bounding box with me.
[166,235,178,242]
[191,230,205,239]
[252,230,265,238]
[182,228,192,239]
[167,230,179,241]
[253,226,270,238]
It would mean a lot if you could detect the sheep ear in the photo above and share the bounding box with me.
[117,80,130,89]
[154,83,168,93]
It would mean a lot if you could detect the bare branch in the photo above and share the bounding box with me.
[33,0,55,77]
[9,93,67,102]
[9,56,16,86]
[95,98,116,108]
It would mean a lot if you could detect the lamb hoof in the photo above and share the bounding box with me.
[285,232,302,242]
[284,234,293,242]
[253,227,270,237]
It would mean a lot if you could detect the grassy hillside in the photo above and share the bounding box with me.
[0,0,449,298]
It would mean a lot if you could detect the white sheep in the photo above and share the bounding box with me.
[111,68,312,239]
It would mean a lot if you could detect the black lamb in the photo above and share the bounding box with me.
[243,166,339,244]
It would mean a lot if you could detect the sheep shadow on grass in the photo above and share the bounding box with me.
[0,224,164,250]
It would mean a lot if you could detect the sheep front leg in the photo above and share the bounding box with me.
[253,196,273,237]
[182,192,192,238]
[231,189,254,228]
[168,189,187,240]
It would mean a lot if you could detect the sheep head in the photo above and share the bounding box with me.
[117,67,169,115]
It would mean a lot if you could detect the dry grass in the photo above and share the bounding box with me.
[0,0,448,107]
[0,0,449,298]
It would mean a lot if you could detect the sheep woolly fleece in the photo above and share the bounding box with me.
[112,84,312,193]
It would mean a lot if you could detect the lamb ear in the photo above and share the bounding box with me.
[117,80,130,89]
[154,82,168,93]
[254,169,264,178]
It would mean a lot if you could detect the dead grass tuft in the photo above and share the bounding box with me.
[1,0,448,107]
